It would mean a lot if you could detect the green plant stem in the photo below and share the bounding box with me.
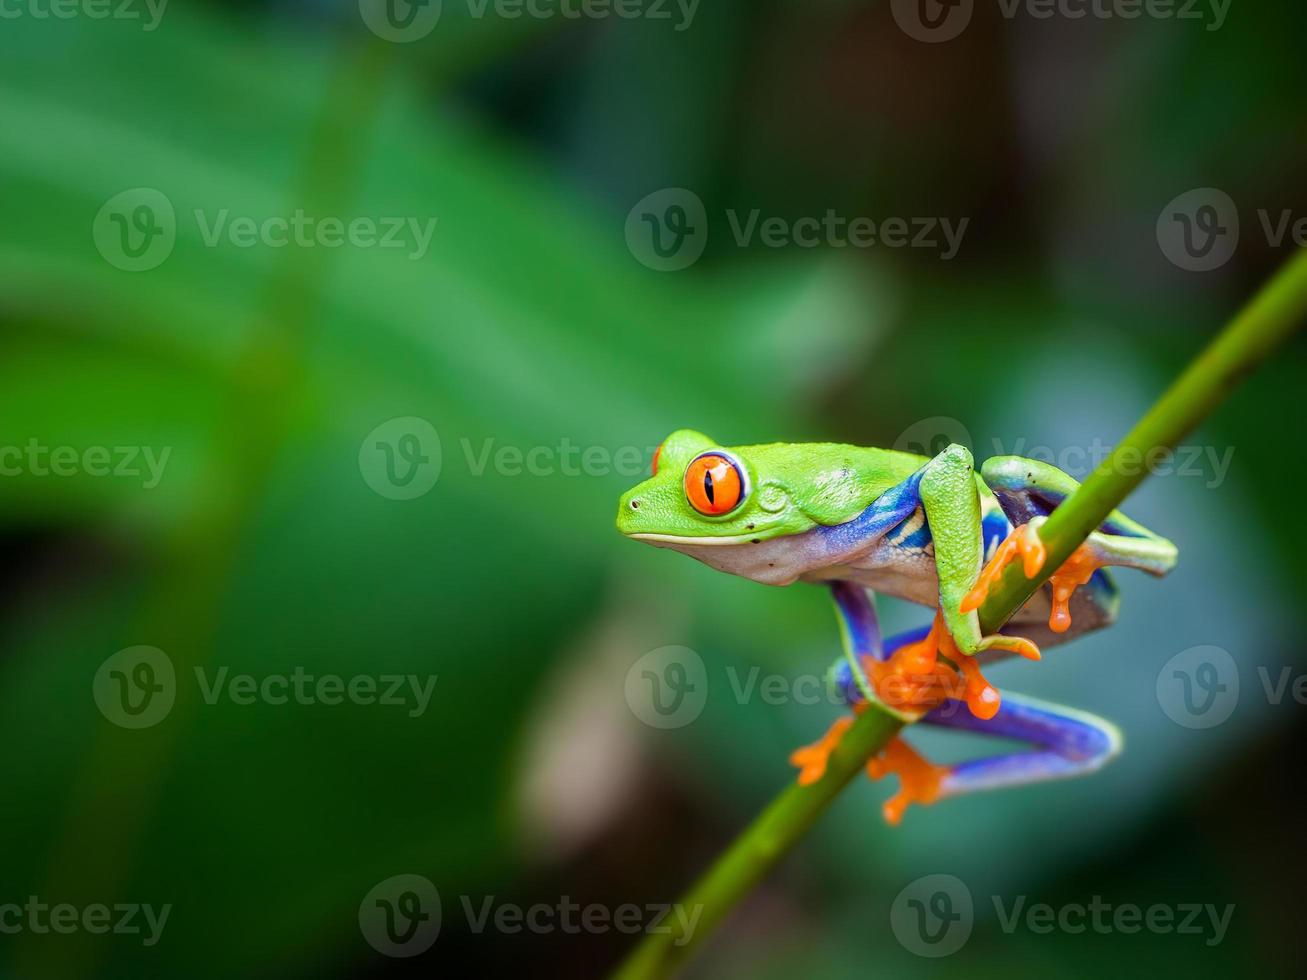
[979,248,1307,629]
[613,249,1307,980]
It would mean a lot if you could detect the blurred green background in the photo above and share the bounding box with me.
[2,1,1306,977]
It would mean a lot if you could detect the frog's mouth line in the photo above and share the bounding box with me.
[628,532,756,546]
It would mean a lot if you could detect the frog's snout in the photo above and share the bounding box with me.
[615,490,645,535]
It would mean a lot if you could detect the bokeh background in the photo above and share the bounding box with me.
[2,1,1306,977]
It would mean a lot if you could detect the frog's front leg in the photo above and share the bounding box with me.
[918,445,1041,661]
[869,691,1122,825]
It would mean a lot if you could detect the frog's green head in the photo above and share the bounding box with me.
[615,429,873,584]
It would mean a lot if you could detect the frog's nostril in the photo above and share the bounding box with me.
[629,499,641,510]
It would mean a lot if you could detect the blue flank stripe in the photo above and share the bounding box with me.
[897,521,931,550]
[982,509,1010,556]
[814,470,924,552]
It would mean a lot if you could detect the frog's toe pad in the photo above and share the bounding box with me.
[1046,543,1106,633]
[866,737,948,825]
[789,716,855,786]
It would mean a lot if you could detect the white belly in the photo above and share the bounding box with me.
[799,535,940,607]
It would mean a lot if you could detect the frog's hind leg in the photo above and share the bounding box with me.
[969,456,1178,634]
[867,691,1122,824]
[981,456,1178,577]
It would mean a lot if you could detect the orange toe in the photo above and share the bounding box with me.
[866,737,948,825]
[789,716,854,786]
[961,523,1048,613]
[1045,543,1104,633]
[951,653,1001,720]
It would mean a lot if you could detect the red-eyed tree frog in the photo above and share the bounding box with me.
[616,430,1177,824]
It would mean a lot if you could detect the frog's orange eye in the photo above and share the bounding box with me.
[684,452,746,516]
[652,442,663,476]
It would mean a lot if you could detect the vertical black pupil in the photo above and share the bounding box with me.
[703,468,715,504]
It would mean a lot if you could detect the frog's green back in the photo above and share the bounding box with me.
[729,440,927,526]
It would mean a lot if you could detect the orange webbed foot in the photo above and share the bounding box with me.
[960,522,1047,614]
[865,616,956,716]
[860,612,1013,721]
[789,716,855,786]
[866,737,949,825]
